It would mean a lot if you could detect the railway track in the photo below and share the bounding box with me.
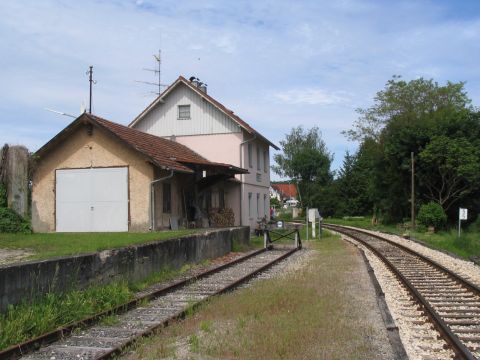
[1,245,298,360]
[325,224,480,360]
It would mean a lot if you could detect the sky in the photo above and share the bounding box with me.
[1,0,479,180]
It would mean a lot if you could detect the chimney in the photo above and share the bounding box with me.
[189,76,207,94]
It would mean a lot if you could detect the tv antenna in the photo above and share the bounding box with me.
[135,50,168,96]
[44,108,76,118]
[86,65,96,113]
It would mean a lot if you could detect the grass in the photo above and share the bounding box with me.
[126,231,389,360]
[326,217,480,260]
[0,264,198,351]
[0,230,198,261]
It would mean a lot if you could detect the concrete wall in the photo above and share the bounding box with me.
[32,124,154,232]
[0,227,249,312]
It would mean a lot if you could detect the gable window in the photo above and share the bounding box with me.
[178,105,191,120]
[163,183,171,213]
[257,145,261,170]
[248,143,253,168]
[264,151,268,173]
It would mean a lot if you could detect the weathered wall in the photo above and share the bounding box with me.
[6,146,29,218]
[0,227,249,312]
[32,124,154,232]
[0,145,29,217]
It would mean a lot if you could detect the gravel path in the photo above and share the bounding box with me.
[340,232,456,360]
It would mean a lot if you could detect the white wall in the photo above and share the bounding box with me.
[133,83,242,136]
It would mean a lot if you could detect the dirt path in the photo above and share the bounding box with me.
[0,248,34,265]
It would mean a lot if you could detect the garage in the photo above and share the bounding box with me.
[56,167,128,232]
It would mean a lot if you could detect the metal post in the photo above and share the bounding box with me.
[88,66,93,114]
[312,216,316,238]
[411,152,415,230]
[458,212,461,239]
[306,207,309,241]
[264,230,268,249]
[319,218,322,239]
[295,231,298,248]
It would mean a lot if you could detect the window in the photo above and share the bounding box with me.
[178,105,190,119]
[257,146,261,170]
[205,190,212,210]
[256,173,262,182]
[248,143,253,168]
[264,151,268,173]
[256,193,260,218]
[264,194,267,216]
[163,183,171,213]
[219,189,225,209]
[248,192,252,217]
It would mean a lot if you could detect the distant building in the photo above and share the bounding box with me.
[130,76,279,229]
[270,183,299,207]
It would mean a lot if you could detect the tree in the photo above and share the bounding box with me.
[418,136,480,211]
[273,127,333,208]
[344,76,478,223]
[345,76,472,142]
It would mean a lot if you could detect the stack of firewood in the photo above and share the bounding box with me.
[209,207,235,227]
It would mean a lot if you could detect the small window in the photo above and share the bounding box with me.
[256,173,262,182]
[219,189,225,209]
[205,189,212,210]
[248,143,253,168]
[257,146,261,170]
[263,151,268,173]
[248,192,252,217]
[163,183,171,213]
[178,105,190,120]
[256,193,260,218]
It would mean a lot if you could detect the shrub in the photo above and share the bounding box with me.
[0,183,6,207]
[0,207,31,233]
[417,202,447,230]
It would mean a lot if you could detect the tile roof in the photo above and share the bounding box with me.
[36,113,248,175]
[129,76,279,150]
[271,183,298,199]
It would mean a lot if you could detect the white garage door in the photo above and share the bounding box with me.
[56,167,128,232]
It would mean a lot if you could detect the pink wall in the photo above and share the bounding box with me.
[175,133,242,166]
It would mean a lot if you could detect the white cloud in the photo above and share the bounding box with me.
[273,88,351,106]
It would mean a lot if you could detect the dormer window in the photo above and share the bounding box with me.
[178,105,191,120]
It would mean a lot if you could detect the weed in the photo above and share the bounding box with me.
[199,320,212,333]
[99,314,120,326]
[188,334,200,353]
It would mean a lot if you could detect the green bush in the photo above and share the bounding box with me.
[0,184,6,207]
[0,207,31,233]
[417,202,447,230]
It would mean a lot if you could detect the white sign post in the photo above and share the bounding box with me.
[308,208,320,239]
[458,208,468,238]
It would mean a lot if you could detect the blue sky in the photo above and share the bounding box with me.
[1,0,479,179]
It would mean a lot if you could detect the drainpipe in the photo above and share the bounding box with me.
[150,169,174,231]
[239,134,256,226]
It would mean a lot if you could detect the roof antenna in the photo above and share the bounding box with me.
[86,66,96,114]
[136,49,168,96]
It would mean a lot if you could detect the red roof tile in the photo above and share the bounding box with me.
[271,183,298,199]
[36,113,248,175]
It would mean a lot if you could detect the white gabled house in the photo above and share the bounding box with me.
[130,76,279,229]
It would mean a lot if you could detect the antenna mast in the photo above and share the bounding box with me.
[136,50,168,96]
[86,66,96,114]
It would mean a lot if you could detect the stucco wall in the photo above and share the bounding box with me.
[32,124,154,232]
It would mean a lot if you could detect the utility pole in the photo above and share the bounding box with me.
[411,152,415,230]
[86,66,96,114]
